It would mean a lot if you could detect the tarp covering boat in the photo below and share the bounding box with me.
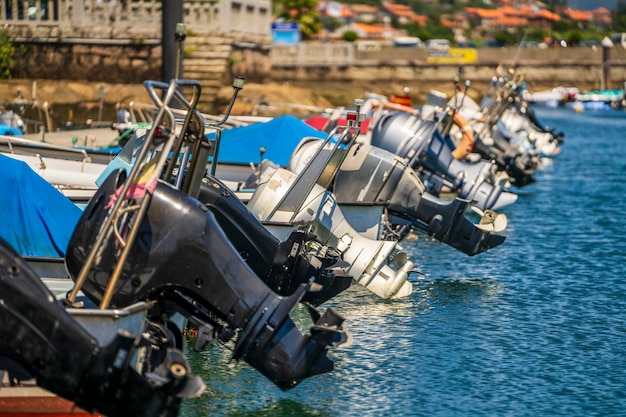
[212,115,327,166]
[0,154,81,257]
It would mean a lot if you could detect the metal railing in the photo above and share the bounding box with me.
[0,0,271,37]
[270,43,354,66]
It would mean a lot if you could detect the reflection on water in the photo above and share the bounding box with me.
[420,277,504,307]
[227,399,332,417]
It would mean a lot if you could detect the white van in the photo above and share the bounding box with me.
[425,39,450,55]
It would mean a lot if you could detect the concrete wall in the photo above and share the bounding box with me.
[6,41,626,113]
[7,32,272,111]
[14,41,162,83]
[271,45,626,93]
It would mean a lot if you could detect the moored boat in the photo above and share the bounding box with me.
[0,77,355,416]
[569,88,626,112]
[523,86,578,108]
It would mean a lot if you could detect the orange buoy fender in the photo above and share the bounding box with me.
[450,112,474,160]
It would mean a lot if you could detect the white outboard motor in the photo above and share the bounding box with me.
[370,111,517,211]
[247,111,415,300]
[289,138,507,256]
[247,168,414,299]
[499,106,561,158]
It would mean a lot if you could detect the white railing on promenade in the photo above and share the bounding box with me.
[0,0,271,38]
[270,43,354,66]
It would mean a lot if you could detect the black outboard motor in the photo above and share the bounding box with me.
[65,171,348,391]
[0,238,202,417]
[333,143,506,256]
[371,111,518,210]
[197,174,352,306]
[521,101,564,143]
[472,125,537,187]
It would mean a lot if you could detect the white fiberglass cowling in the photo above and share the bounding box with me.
[247,167,414,299]
[370,110,517,211]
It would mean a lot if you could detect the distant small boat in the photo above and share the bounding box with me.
[569,88,626,111]
[523,86,578,108]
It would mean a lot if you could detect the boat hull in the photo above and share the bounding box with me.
[0,279,151,417]
[0,381,101,416]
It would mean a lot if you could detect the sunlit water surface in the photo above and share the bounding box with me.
[181,107,626,417]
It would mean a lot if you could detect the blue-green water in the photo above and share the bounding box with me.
[181,108,626,417]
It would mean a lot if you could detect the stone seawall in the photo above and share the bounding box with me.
[271,45,626,94]
[14,41,162,83]
[3,39,626,114]
[3,32,270,112]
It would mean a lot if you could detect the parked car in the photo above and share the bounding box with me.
[519,41,539,48]
[548,39,568,47]
[483,40,505,48]
[356,41,382,51]
[579,40,601,48]
[391,37,424,48]
[610,33,626,48]
[425,39,450,54]
[457,41,477,48]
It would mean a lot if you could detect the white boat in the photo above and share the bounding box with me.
[523,86,578,108]
[0,134,118,204]
[0,77,354,416]
[0,154,203,416]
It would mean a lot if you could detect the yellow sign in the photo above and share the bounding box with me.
[427,48,477,64]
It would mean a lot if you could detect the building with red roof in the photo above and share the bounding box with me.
[561,8,593,28]
[591,7,612,30]
[491,15,529,30]
[465,7,504,28]
[382,1,426,26]
[528,9,560,30]
[349,4,380,23]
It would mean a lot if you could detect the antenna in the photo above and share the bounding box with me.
[511,29,529,69]
[174,23,186,80]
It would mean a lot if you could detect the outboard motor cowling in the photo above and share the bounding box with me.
[332,143,506,255]
[473,127,537,187]
[197,174,352,306]
[247,166,414,299]
[371,111,517,211]
[66,171,348,391]
[0,238,202,417]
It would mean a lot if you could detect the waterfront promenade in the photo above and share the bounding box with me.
[0,0,624,110]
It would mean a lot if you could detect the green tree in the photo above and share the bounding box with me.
[274,0,322,39]
[424,18,454,41]
[342,30,358,42]
[525,28,547,43]
[0,30,17,79]
[402,21,424,38]
[567,30,583,46]
[552,19,576,33]
[494,32,512,45]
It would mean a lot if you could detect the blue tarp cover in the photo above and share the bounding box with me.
[212,115,326,166]
[0,154,82,257]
